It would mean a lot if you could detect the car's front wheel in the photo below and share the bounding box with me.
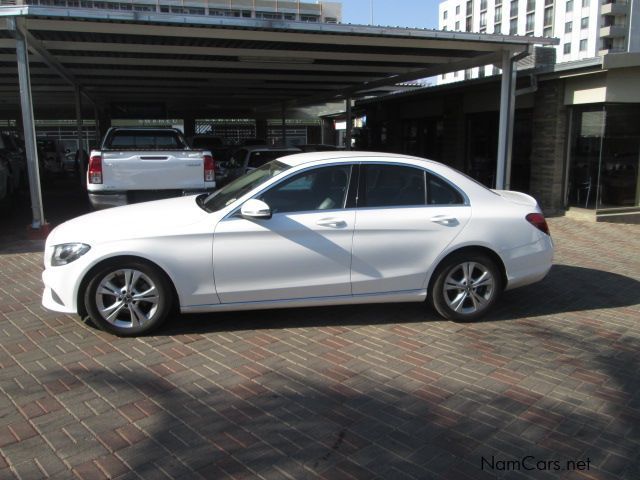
[431,252,503,322]
[84,260,172,336]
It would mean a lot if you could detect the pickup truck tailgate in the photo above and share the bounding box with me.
[101,151,205,190]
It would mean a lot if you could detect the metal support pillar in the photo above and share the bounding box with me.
[15,23,45,229]
[94,104,101,144]
[281,103,287,146]
[496,50,516,190]
[345,97,352,150]
[75,86,85,187]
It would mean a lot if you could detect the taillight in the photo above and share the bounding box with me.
[204,155,214,182]
[526,213,550,235]
[88,155,102,184]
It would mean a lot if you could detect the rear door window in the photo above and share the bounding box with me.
[360,164,426,208]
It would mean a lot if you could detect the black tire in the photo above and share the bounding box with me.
[430,252,503,322]
[84,260,172,336]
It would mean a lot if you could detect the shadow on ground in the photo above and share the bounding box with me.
[30,325,640,479]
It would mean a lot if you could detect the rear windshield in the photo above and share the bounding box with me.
[104,130,186,150]
[192,137,224,148]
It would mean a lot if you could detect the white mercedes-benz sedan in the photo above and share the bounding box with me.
[42,152,553,336]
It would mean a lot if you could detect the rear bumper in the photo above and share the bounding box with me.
[88,192,127,209]
[88,187,215,209]
[504,234,554,290]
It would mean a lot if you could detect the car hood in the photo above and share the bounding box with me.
[47,195,215,246]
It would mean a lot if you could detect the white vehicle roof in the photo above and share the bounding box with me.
[278,150,442,168]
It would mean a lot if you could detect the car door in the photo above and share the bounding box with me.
[351,163,471,295]
[214,164,356,303]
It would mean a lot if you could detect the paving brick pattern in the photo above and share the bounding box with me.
[0,217,639,479]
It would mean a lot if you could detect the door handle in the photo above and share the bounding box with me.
[316,218,347,228]
[430,215,459,226]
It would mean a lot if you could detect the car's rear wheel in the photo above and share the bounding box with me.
[84,260,172,336]
[431,252,503,322]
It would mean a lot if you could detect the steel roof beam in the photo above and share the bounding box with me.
[4,18,95,107]
[38,41,459,65]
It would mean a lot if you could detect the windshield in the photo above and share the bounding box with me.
[203,160,290,212]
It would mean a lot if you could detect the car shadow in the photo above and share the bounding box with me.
[153,264,640,336]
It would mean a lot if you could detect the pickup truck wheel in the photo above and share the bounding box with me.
[84,261,172,336]
[430,253,503,322]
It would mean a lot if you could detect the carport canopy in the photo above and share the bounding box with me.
[0,4,556,229]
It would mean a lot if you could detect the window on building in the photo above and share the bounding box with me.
[544,7,554,26]
[510,0,518,17]
[582,0,589,6]
[565,21,573,33]
[480,0,488,10]
[545,0,553,5]
[466,17,472,29]
[581,17,589,28]
[444,10,448,20]
[495,21,502,32]
[495,0,502,5]
[526,0,535,11]
[495,6,502,22]
[480,12,487,27]
[455,20,460,29]
[580,39,588,51]
[566,0,573,12]
[543,26,553,36]
[564,42,571,54]
[526,13,535,31]
[510,18,518,34]
[456,5,460,14]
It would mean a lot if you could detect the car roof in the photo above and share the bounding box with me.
[277,150,441,168]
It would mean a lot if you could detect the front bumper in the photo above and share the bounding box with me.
[42,267,79,314]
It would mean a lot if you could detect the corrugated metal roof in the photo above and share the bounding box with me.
[0,5,557,118]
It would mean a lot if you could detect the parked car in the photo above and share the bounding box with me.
[190,135,231,185]
[42,151,554,336]
[37,138,66,172]
[224,145,300,183]
[0,157,9,202]
[86,127,216,209]
[0,132,27,192]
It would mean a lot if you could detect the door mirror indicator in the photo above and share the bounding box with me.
[241,199,272,219]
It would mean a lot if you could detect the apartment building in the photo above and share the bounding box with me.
[13,0,342,23]
[438,0,639,82]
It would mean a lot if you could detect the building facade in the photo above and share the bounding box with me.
[11,1,342,23]
[438,0,639,82]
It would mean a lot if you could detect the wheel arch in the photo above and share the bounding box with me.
[427,245,508,296]
[76,254,180,319]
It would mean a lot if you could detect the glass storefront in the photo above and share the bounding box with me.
[567,104,640,209]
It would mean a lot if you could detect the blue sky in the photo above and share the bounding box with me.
[340,0,440,29]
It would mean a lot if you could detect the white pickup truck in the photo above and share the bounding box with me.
[87,127,215,209]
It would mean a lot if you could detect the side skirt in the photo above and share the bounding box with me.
[181,289,427,314]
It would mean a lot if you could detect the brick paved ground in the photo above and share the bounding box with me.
[0,215,639,480]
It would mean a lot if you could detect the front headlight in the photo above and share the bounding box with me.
[51,243,91,266]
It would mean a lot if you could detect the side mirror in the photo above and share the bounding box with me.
[241,199,271,220]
